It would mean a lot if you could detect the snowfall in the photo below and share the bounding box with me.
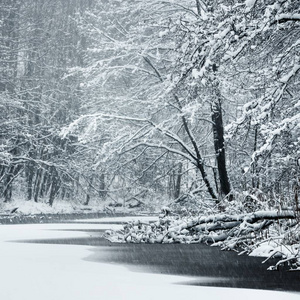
[0,214,299,300]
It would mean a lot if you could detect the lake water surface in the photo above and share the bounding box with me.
[22,217,300,293]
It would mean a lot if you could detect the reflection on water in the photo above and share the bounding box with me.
[87,242,300,292]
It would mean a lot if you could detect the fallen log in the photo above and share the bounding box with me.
[104,210,297,247]
[103,209,299,271]
[189,210,296,228]
[167,210,295,234]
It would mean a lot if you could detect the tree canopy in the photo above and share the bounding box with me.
[0,0,299,213]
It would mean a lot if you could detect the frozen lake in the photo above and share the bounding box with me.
[0,216,299,300]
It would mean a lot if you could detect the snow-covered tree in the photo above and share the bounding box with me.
[64,0,247,203]
[0,0,92,204]
[225,0,300,208]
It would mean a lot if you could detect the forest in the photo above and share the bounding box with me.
[0,0,300,266]
[1,0,299,208]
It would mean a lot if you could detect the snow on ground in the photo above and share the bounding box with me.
[0,198,106,215]
[0,197,162,217]
[0,218,299,300]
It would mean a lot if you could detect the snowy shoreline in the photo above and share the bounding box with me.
[0,211,134,225]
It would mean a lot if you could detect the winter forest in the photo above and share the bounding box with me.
[1,0,299,207]
[1,0,300,262]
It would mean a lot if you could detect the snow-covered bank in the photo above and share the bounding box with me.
[0,198,108,215]
[0,199,149,224]
[0,218,299,300]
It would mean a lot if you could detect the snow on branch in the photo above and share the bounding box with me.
[60,110,201,166]
[105,209,296,244]
[60,113,149,139]
[244,0,257,13]
[275,13,300,24]
[279,64,300,84]
[225,60,299,141]
[125,142,195,163]
[104,208,299,270]
[251,112,300,161]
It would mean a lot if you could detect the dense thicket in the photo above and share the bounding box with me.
[0,0,91,204]
[0,0,299,213]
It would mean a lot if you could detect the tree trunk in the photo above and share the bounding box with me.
[3,165,23,202]
[213,167,219,195]
[3,170,13,202]
[174,162,183,199]
[25,164,34,200]
[252,125,259,189]
[33,169,43,203]
[49,167,59,206]
[98,173,107,199]
[174,95,217,201]
[195,0,202,15]
[211,98,231,199]
[84,176,94,205]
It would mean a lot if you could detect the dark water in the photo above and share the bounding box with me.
[20,223,300,293]
[87,241,300,292]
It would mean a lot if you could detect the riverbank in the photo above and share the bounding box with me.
[0,211,130,224]
[0,198,148,224]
